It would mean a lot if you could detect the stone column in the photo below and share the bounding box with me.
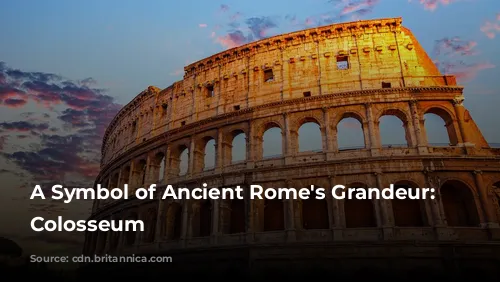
[474,170,499,228]
[104,215,114,254]
[116,169,123,190]
[181,202,189,247]
[283,113,294,164]
[323,107,337,160]
[409,100,428,154]
[127,161,135,196]
[134,212,143,248]
[188,137,196,175]
[212,198,221,245]
[375,172,393,239]
[452,97,473,147]
[329,175,343,240]
[154,197,165,242]
[246,121,254,168]
[143,155,153,186]
[163,147,171,183]
[285,179,296,242]
[216,128,224,171]
[365,103,380,156]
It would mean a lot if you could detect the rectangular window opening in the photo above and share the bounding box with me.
[161,103,168,116]
[336,56,349,70]
[206,85,214,98]
[264,69,274,82]
[233,105,241,111]
[303,91,311,97]
[181,121,186,126]
[382,82,392,88]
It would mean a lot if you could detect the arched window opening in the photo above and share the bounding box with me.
[344,183,377,228]
[302,198,329,229]
[143,208,157,243]
[137,159,147,187]
[423,108,458,146]
[179,148,189,176]
[167,204,183,240]
[231,131,246,163]
[392,181,428,227]
[298,121,322,152]
[379,115,408,147]
[199,200,212,237]
[440,180,480,227]
[337,117,365,150]
[154,152,166,183]
[203,138,216,171]
[229,199,246,234]
[263,126,282,159]
[264,198,284,231]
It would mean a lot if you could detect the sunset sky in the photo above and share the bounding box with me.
[0,0,499,257]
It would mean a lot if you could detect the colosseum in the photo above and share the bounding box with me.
[80,17,500,279]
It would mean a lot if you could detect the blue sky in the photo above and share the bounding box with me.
[0,0,499,255]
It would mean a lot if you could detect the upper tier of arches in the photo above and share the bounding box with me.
[101,17,459,165]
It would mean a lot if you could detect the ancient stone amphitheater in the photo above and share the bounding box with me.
[81,17,500,278]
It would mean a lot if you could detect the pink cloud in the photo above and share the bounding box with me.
[199,23,208,28]
[410,0,458,11]
[480,14,500,39]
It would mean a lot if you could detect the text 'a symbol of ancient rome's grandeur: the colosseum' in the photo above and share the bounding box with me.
[81,17,500,278]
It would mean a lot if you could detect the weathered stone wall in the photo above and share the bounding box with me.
[101,17,461,166]
[85,17,500,267]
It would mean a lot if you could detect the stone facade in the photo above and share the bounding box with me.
[83,18,500,276]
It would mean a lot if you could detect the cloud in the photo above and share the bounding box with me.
[0,62,122,186]
[209,1,382,49]
[219,4,229,13]
[480,14,500,39]
[213,16,279,49]
[433,37,478,57]
[439,61,495,81]
[409,0,458,11]
[432,36,495,83]
[199,23,208,28]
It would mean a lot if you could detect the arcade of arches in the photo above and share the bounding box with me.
[85,174,500,255]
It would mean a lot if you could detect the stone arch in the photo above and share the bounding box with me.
[391,180,429,227]
[301,192,329,230]
[195,135,216,172]
[230,129,247,164]
[344,182,378,228]
[423,106,459,146]
[264,197,284,231]
[192,199,212,237]
[296,117,323,153]
[143,207,157,243]
[261,121,283,159]
[125,211,138,246]
[335,112,367,150]
[170,143,189,176]
[440,179,480,227]
[165,202,182,240]
[151,151,166,183]
[229,198,246,234]
[377,108,411,147]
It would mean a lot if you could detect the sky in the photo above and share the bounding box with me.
[0,0,499,258]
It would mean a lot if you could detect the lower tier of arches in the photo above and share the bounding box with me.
[78,241,500,280]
